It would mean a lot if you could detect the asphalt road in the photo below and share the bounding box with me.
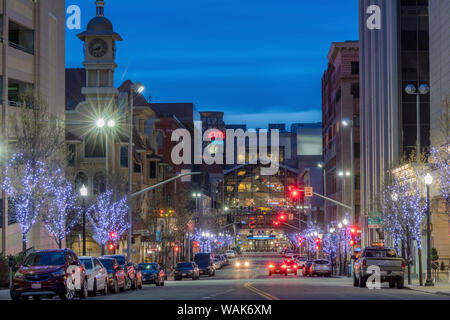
[2,254,449,300]
[88,254,449,300]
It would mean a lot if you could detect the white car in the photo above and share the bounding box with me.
[79,256,109,296]
[225,250,236,259]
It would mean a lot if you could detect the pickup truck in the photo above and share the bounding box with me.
[353,246,405,289]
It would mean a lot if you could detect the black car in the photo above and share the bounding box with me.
[194,253,215,276]
[101,255,137,290]
[174,262,200,280]
[302,261,314,277]
[137,263,165,286]
[98,257,126,293]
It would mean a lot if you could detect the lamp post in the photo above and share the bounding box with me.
[341,117,354,225]
[424,173,434,287]
[80,184,88,256]
[95,117,116,181]
[405,84,430,163]
[127,82,145,260]
[318,162,327,225]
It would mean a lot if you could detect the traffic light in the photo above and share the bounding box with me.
[278,213,287,221]
[273,220,280,227]
[174,246,180,253]
[109,231,117,241]
[298,236,303,247]
[350,225,358,247]
[315,237,321,245]
[108,241,115,253]
[315,238,321,251]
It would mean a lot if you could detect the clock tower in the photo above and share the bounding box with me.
[77,0,122,100]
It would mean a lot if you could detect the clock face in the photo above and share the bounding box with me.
[88,38,108,58]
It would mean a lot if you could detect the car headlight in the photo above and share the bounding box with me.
[244,261,250,267]
[235,262,241,267]
[14,272,24,280]
[51,269,65,278]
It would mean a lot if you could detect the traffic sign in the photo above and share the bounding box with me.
[305,187,313,197]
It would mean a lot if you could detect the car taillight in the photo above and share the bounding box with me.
[293,264,298,269]
[362,259,367,268]
[282,264,287,269]
[268,264,275,269]
[401,260,406,269]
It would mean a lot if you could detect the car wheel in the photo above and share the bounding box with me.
[396,277,404,289]
[389,280,396,288]
[353,275,358,287]
[120,280,126,292]
[60,283,76,301]
[102,280,108,295]
[89,280,97,297]
[113,279,119,294]
[160,280,165,286]
[79,279,88,299]
[125,277,131,291]
[359,276,366,288]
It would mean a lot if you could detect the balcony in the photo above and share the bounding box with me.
[9,20,34,55]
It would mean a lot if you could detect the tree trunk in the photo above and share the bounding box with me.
[418,247,423,286]
[101,244,105,256]
[406,234,411,285]
[22,234,27,254]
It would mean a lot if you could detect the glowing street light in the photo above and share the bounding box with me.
[96,118,105,128]
[107,119,116,128]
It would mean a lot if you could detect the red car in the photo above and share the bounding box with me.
[10,249,88,301]
[98,257,127,293]
[268,261,288,276]
[283,259,300,275]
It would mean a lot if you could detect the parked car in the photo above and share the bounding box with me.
[101,254,137,290]
[353,246,405,288]
[174,262,200,280]
[194,253,216,276]
[219,254,229,266]
[10,249,88,301]
[294,256,308,269]
[225,250,236,259]
[309,259,332,277]
[79,256,109,296]
[98,257,126,293]
[137,263,165,286]
[302,261,314,277]
[214,258,222,270]
[133,264,143,289]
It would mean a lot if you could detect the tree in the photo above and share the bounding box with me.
[2,154,52,252]
[42,169,80,249]
[87,190,129,254]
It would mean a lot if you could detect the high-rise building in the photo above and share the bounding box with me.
[321,41,360,227]
[359,0,431,246]
[0,0,65,254]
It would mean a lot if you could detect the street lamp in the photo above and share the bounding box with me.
[80,184,88,256]
[96,117,116,180]
[341,117,355,226]
[127,82,145,260]
[424,173,434,287]
[405,84,430,163]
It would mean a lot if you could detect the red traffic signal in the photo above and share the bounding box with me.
[108,242,115,251]
[109,232,117,240]
[274,220,280,227]
[349,239,355,246]
[174,246,180,252]
[315,245,320,250]
[298,236,303,242]
[350,226,357,235]
[315,237,321,244]
[279,213,287,221]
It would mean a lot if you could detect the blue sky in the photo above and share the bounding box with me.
[66,0,359,128]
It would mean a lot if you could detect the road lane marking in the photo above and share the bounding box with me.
[244,282,280,300]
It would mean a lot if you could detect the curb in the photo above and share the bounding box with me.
[405,285,450,297]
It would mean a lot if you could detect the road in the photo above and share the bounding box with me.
[88,253,448,300]
[1,253,448,300]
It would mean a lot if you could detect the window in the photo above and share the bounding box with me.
[351,62,359,75]
[335,87,341,104]
[354,143,360,159]
[120,146,128,167]
[9,20,34,54]
[149,161,156,179]
[84,136,105,158]
[134,162,141,173]
[8,200,16,225]
[93,172,106,195]
[68,144,76,166]
[351,83,360,98]
[8,79,33,107]
[355,174,360,190]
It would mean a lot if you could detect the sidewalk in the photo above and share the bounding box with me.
[406,277,450,296]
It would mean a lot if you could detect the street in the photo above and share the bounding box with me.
[3,254,444,301]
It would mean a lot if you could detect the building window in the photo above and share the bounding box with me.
[351,83,360,98]
[84,136,105,158]
[8,79,33,107]
[68,144,76,166]
[9,20,34,54]
[335,87,341,104]
[134,162,141,173]
[8,200,17,225]
[149,161,156,179]
[120,146,128,167]
[93,172,106,195]
[351,61,359,75]
[354,143,360,159]
[355,174,360,190]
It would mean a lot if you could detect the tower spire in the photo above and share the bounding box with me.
[95,0,105,16]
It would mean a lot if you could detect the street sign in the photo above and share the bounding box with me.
[305,187,313,197]
[368,217,383,229]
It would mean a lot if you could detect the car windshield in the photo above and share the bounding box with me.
[315,260,329,264]
[80,259,93,269]
[365,249,397,258]
[138,264,157,270]
[23,251,66,266]
[177,263,193,268]
[99,259,113,269]
[112,256,125,266]
[195,254,210,264]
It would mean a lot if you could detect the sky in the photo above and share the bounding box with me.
[66,0,359,129]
